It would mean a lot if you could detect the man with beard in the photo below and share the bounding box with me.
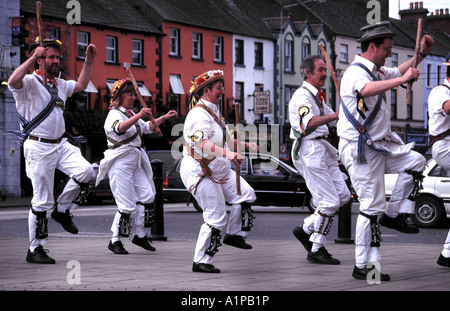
[289,55,351,265]
[8,38,97,264]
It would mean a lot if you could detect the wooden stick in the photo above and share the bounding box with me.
[406,18,423,106]
[36,1,46,85]
[319,43,340,101]
[125,65,163,136]
[235,102,241,195]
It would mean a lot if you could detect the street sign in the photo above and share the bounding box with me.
[253,91,271,114]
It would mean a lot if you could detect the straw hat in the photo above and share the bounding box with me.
[189,70,224,95]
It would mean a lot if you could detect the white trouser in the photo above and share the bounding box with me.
[432,139,450,258]
[181,162,256,264]
[292,140,351,248]
[108,156,155,241]
[340,139,425,268]
[24,139,94,251]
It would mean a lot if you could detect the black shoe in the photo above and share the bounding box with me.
[132,235,156,251]
[352,265,390,281]
[437,254,450,267]
[26,246,56,264]
[51,207,78,234]
[307,246,340,265]
[108,240,129,254]
[379,214,419,234]
[292,226,312,252]
[192,262,221,273]
[223,234,252,249]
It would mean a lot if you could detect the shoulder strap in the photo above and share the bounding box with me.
[340,63,390,164]
[6,76,63,142]
[440,83,450,91]
[300,86,324,116]
[195,103,228,146]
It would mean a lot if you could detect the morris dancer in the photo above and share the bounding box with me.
[337,21,434,280]
[8,38,97,264]
[289,55,351,265]
[96,78,177,254]
[180,70,258,273]
[428,60,450,268]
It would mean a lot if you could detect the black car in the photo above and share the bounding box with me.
[163,152,314,212]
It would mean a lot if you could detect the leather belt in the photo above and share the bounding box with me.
[314,135,328,140]
[28,135,62,144]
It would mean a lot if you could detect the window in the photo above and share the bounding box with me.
[391,53,398,67]
[407,93,412,119]
[235,39,244,65]
[302,37,311,60]
[192,32,202,60]
[235,81,244,121]
[318,40,326,56]
[77,31,89,59]
[427,63,432,87]
[254,42,263,68]
[284,36,294,72]
[106,36,117,63]
[284,86,297,123]
[214,36,224,62]
[340,44,348,63]
[390,89,397,119]
[170,28,180,56]
[437,65,442,85]
[47,27,61,41]
[132,39,143,66]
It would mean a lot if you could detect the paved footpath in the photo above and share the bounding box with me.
[0,197,449,309]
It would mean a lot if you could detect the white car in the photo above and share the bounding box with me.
[385,159,450,228]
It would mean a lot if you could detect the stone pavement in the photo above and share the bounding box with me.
[0,196,449,308]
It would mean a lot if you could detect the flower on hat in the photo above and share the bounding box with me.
[189,70,224,95]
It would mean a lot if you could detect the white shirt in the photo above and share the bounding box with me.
[428,79,450,137]
[181,99,231,180]
[103,106,153,149]
[288,81,335,140]
[8,72,76,140]
[183,100,230,157]
[337,55,401,142]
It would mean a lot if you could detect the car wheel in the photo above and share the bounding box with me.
[411,196,444,228]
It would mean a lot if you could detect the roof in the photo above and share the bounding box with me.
[142,0,280,40]
[390,18,449,57]
[20,0,163,35]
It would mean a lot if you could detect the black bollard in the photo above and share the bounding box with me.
[335,199,354,244]
[150,159,167,241]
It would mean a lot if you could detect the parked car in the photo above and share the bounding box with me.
[385,159,450,228]
[163,152,315,212]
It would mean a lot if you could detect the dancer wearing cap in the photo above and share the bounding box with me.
[428,60,450,268]
[96,79,177,254]
[8,38,97,264]
[337,21,434,280]
[289,55,351,265]
[180,70,258,273]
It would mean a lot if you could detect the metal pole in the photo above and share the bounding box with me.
[150,159,167,241]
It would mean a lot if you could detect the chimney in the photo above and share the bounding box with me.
[399,1,428,28]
